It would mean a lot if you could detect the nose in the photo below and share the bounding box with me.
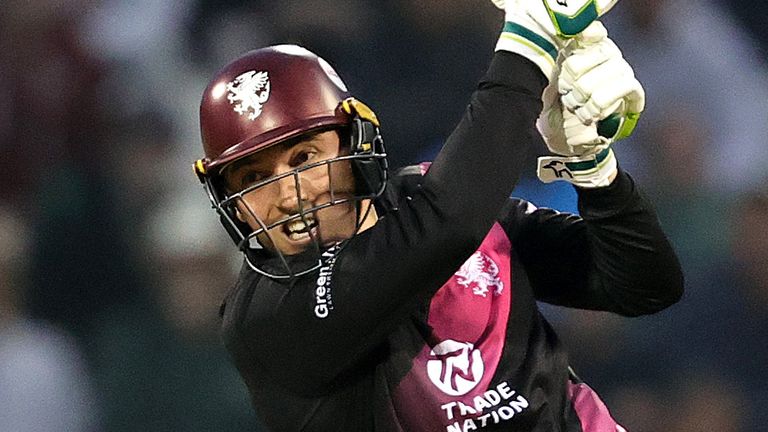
[275,171,310,213]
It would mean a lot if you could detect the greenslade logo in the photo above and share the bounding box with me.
[314,246,339,319]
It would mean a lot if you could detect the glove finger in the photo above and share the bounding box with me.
[565,124,600,147]
[558,38,622,91]
[574,99,623,125]
[558,53,611,95]
[561,57,629,113]
[621,81,646,114]
[575,76,643,123]
[563,110,612,148]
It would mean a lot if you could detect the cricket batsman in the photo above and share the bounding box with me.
[192,0,683,430]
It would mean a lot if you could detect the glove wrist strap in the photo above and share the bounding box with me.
[536,148,617,188]
[496,20,559,80]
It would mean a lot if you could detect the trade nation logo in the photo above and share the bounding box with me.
[426,339,485,396]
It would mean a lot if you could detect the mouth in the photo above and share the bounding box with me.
[282,214,319,242]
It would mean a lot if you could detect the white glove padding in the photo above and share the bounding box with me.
[537,103,622,187]
[535,22,644,188]
[492,0,621,80]
[558,22,645,126]
[538,22,644,154]
[538,83,602,157]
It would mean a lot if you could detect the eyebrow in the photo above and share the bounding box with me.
[222,131,325,184]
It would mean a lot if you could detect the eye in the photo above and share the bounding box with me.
[239,170,266,189]
[291,149,317,167]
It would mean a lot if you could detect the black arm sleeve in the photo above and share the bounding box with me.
[225,52,548,394]
[500,168,684,317]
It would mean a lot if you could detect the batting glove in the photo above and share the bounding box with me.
[536,22,644,188]
[491,0,620,81]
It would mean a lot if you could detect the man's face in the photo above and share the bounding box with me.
[223,130,376,255]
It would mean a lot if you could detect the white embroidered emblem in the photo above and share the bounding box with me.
[454,252,504,297]
[426,340,485,396]
[226,70,271,120]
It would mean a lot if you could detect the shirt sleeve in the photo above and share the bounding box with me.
[499,168,684,316]
[222,52,548,395]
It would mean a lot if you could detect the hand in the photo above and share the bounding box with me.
[491,0,622,80]
[535,22,644,188]
[558,22,644,129]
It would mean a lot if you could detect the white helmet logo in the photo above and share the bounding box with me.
[227,70,271,120]
[454,251,504,298]
[317,57,348,92]
[427,340,484,396]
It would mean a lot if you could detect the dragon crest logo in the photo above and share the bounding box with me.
[427,340,485,396]
[227,70,271,120]
[454,252,504,298]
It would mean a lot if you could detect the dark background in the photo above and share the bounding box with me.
[1,1,766,430]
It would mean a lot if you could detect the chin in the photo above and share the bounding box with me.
[277,237,314,256]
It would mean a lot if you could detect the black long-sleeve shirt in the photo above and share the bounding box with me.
[219,52,683,432]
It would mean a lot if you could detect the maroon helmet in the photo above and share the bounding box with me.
[198,44,358,175]
[194,45,387,279]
